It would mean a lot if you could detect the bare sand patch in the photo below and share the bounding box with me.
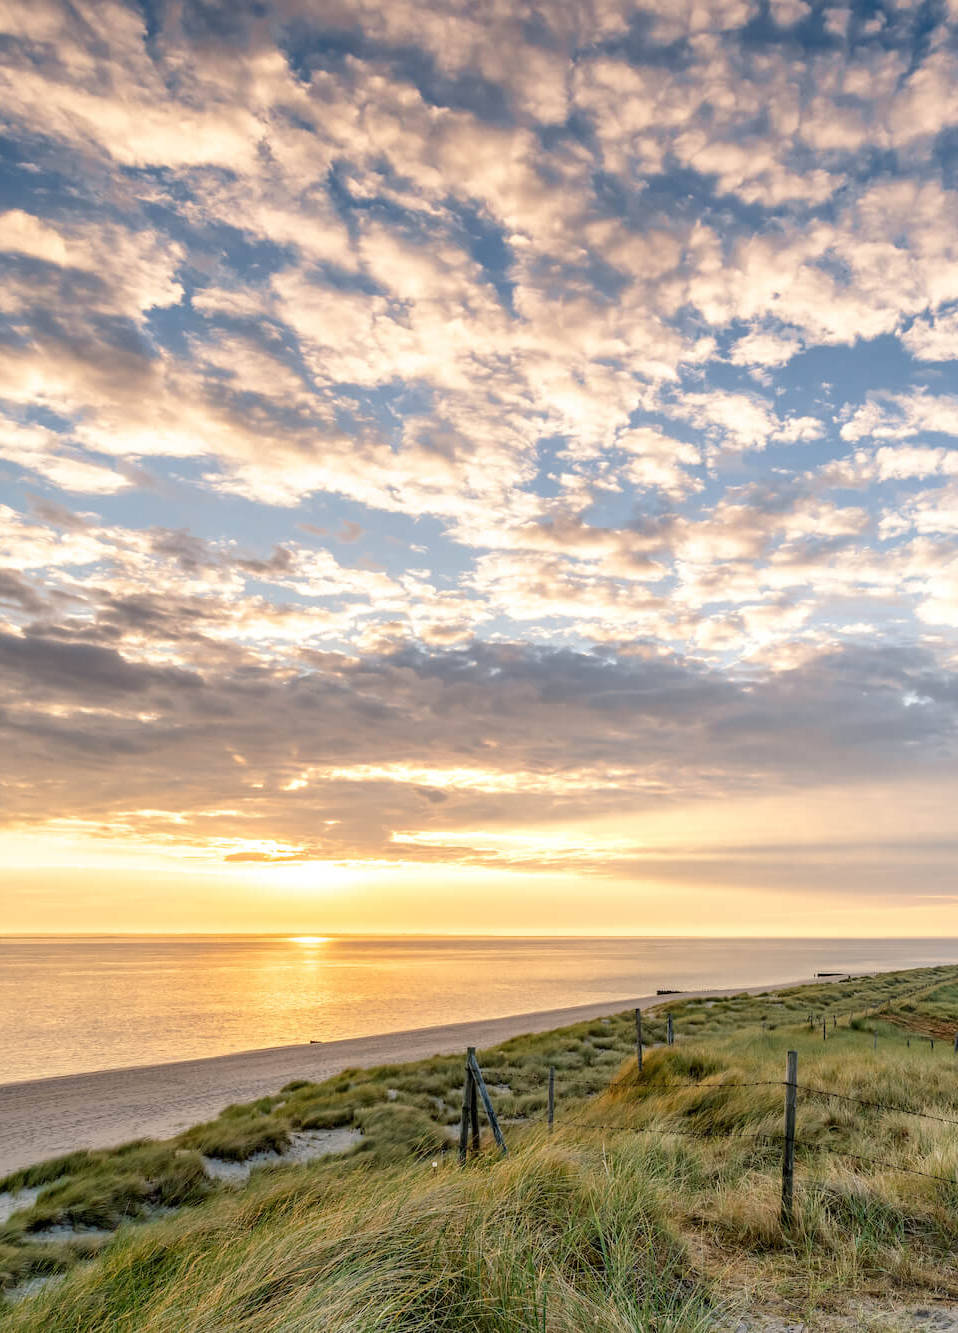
[201,1127,362,1183]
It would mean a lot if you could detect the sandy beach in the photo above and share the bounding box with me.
[0,979,812,1177]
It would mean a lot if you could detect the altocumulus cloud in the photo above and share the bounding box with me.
[1,0,958,898]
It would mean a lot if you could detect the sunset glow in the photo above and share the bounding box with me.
[3,0,958,934]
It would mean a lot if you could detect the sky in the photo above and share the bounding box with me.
[2,0,958,935]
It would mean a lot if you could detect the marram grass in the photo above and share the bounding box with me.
[1,1134,722,1332]
[3,966,958,1329]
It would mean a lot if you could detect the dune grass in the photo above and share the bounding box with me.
[0,1128,721,1331]
[2,965,958,1328]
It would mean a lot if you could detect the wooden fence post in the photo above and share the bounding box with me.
[823,1017,826,1041]
[635,1007,643,1072]
[468,1049,508,1156]
[667,1013,674,1046]
[458,1061,473,1165]
[548,1065,555,1131]
[873,1029,877,1052]
[954,1032,958,1054]
[470,1067,480,1154]
[781,1049,798,1232]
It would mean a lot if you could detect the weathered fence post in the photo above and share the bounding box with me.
[954,1032,957,1054]
[470,1067,480,1154]
[548,1065,555,1131]
[467,1048,508,1156]
[635,1007,643,1072]
[781,1050,798,1232]
[873,1029,877,1052]
[823,1016,827,1042]
[667,1012,674,1046]
[458,1060,473,1165]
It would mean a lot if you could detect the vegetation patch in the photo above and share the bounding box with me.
[4,965,958,1326]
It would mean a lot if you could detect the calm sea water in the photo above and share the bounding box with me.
[2,935,957,1085]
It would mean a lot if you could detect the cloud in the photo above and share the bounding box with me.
[0,422,130,494]
[661,390,821,457]
[729,328,804,369]
[901,308,958,362]
[0,628,203,696]
[0,211,184,319]
[1,633,956,874]
[616,427,703,496]
[841,391,958,444]
[4,0,958,909]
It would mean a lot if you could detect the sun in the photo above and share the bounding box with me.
[289,935,330,946]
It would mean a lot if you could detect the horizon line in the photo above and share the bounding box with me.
[3,931,958,941]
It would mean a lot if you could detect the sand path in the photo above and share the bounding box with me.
[0,979,812,1177]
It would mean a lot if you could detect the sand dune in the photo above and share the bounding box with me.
[0,979,810,1177]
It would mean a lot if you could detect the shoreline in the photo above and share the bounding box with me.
[0,977,817,1178]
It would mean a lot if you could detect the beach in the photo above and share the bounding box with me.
[0,979,810,1177]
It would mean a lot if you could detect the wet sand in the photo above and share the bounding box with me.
[0,978,811,1176]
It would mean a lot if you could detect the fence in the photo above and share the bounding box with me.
[799,975,949,1034]
[456,1002,958,1237]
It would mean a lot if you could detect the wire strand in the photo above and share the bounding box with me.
[606,1076,783,1093]
[537,1118,958,1185]
[552,1118,783,1147]
[803,1142,958,1186]
[795,1084,958,1128]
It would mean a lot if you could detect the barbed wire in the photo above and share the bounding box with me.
[606,1075,783,1093]
[803,1142,958,1186]
[795,1084,958,1128]
[534,1117,958,1186]
[548,1118,784,1148]
[457,969,958,1190]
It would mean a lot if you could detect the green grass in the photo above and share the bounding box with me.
[3,965,958,1329]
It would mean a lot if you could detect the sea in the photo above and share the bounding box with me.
[2,935,957,1086]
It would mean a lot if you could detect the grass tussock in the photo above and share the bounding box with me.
[0,1136,721,1332]
[3,965,958,1327]
[0,1144,212,1239]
